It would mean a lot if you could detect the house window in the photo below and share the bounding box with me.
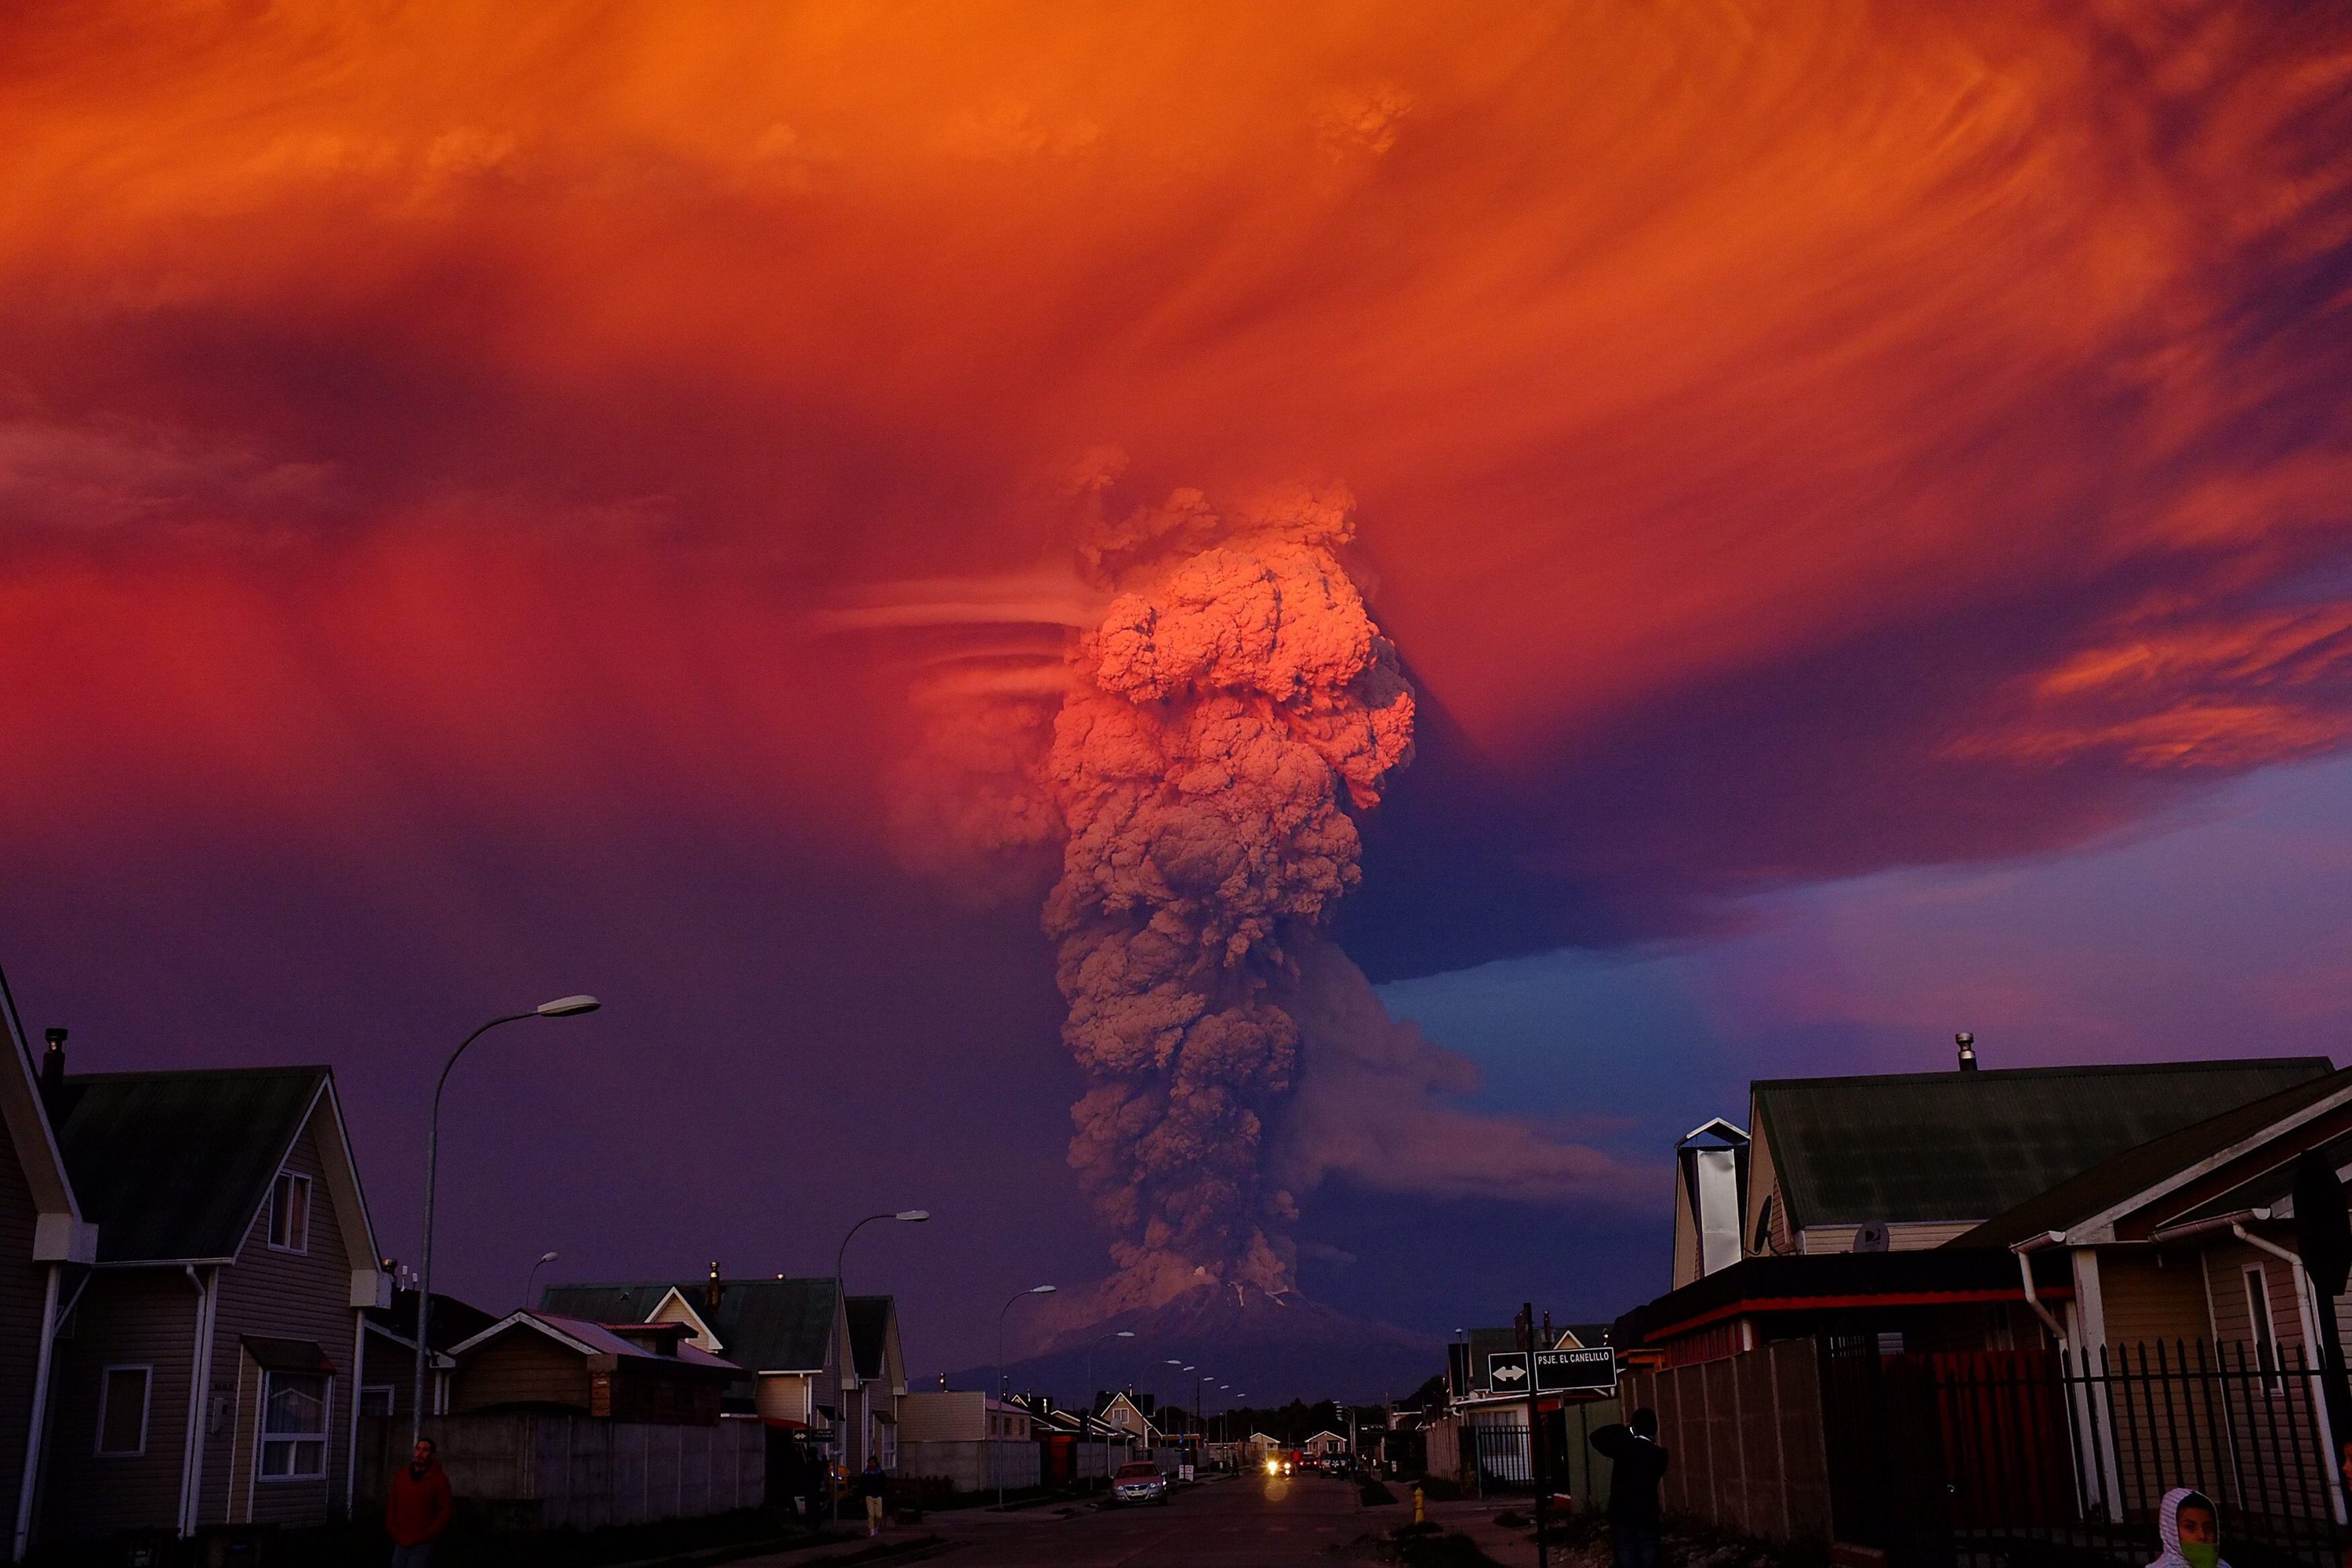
[359,1385,395,1418]
[259,1372,330,1479]
[96,1366,152,1456]
[2245,1265,2282,1393]
[267,1172,311,1254]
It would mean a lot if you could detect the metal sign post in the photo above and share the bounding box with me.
[1520,1304,1547,1568]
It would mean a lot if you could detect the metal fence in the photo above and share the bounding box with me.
[1822,1339,2350,1568]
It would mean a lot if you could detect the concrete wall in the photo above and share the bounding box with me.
[897,1439,1039,1494]
[358,1412,762,1530]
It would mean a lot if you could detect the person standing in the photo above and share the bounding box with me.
[1588,1408,1668,1568]
[861,1456,888,1537]
[387,1436,454,1567]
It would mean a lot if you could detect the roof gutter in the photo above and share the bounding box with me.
[2148,1208,2273,1247]
[2010,1230,2068,1343]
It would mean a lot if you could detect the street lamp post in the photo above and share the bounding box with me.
[524,1249,559,1308]
[830,1210,927,1514]
[1085,1330,1134,1490]
[996,1284,1056,1509]
[412,995,599,1446]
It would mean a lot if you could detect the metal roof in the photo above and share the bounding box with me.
[53,1066,328,1263]
[1949,1066,2352,1250]
[454,1310,739,1370]
[1754,1056,2331,1232]
[541,1278,841,1374]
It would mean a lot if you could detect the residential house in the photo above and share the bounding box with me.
[1302,1429,1348,1458]
[356,1287,499,1427]
[899,1388,1042,1443]
[446,1312,739,1424]
[38,1062,389,1542]
[541,1274,900,1461]
[1949,1062,2352,1371]
[1092,1390,1161,1446]
[2,1013,95,1563]
[1677,1050,2329,1287]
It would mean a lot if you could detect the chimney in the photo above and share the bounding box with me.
[39,1028,67,1123]
[704,1261,723,1312]
[1956,1032,1978,1073]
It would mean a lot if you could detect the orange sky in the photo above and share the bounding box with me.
[0,0,2346,927]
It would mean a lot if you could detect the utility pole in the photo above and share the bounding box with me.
[1521,1301,1548,1568]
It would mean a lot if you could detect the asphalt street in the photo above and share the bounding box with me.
[913,1472,1387,1566]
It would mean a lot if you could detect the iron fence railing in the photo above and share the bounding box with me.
[1822,1339,2350,1568]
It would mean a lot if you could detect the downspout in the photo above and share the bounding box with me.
[10,1266,59,1563]
[2233,1221,2347,1527]
[177,1266,219,1538]
[344,1312,366,1519]
[2012,1231,2068,1345]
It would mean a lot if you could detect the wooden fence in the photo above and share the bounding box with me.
[1621,1338,1834,1539]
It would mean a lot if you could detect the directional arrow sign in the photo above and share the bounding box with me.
[1533,1346,1617,1394]
[1487,1352,1530,1388]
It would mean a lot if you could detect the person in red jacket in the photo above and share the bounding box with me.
[387,1436,454,1566]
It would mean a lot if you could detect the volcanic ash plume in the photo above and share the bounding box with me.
[1044,485,1413,1305]
[864,479,1618,1312]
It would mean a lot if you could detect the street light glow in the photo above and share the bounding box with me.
[895,1210,931,1221]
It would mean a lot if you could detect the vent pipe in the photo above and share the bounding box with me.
[705,1260,724,1312]
[1956,1032,1978,1072]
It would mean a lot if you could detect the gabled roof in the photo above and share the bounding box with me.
[1949,1067,2352,1250]
[1754,1056,2332,1232]
[847,1295,892,1381]
[452,1310,739,1370]
[53,1066,337,1264]
[0,969,84,1257]
[541,1278,839,1374]
[365,1287,500,1356]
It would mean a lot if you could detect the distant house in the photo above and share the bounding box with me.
[899,1389,1039,1443]
[1674,1054,2333,1287]
[542,1273,902,1464]
[1093,1390,1161,1445]
[1,1015,96,1561]
[446,1312,739,1425]
[1302,1429,1348,1457]
[358,1287,501,1427]
[38,1061,390,1542]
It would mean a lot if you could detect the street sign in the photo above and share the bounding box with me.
[1533,1346,1616,1394]
[1486,1351,1530,1389]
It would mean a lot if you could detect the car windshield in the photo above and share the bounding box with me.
[1117,1462,1160,1477]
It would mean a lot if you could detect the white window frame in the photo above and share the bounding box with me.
[96,1364,154,1457]
[256,1370,332,1482]
[267,1171,312,1254]
[358,1385,396,1418]
[2245,1263,2283,1396]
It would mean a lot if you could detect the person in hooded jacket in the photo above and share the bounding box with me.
[1588,1409,1668,1568]
[2149,1486,2227,1568]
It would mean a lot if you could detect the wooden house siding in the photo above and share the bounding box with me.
[0,1131,48,1537]
[206,1112,361,1528]
[44,1269,199,1537]
[2096,1250,2210,1348]
[455,1332,593,1414]
[2201,1240,2312,1359]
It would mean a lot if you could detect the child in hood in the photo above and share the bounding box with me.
[2150,1486,2226,1568]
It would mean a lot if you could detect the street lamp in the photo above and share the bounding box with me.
[412,995,599,1445]
[996,1285,1056,1508]
[1085,1330,1134,1489]
[830,1210,929,1508]
[524,1250,559,1307]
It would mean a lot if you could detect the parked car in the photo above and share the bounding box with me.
[1111,1460,1168,1505]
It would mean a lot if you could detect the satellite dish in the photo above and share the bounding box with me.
[1853,1221,1890,1254]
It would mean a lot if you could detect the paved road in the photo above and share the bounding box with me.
[920,1472,1387,1566]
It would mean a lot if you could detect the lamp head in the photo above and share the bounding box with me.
[895,1210,931,1222]
[1029,1283,1057,1294]
[1116,1330,1135,1338]
[538,1250,559,1263]
[536,995,601,1017]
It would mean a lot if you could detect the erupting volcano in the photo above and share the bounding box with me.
[851,463,1612,1341]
